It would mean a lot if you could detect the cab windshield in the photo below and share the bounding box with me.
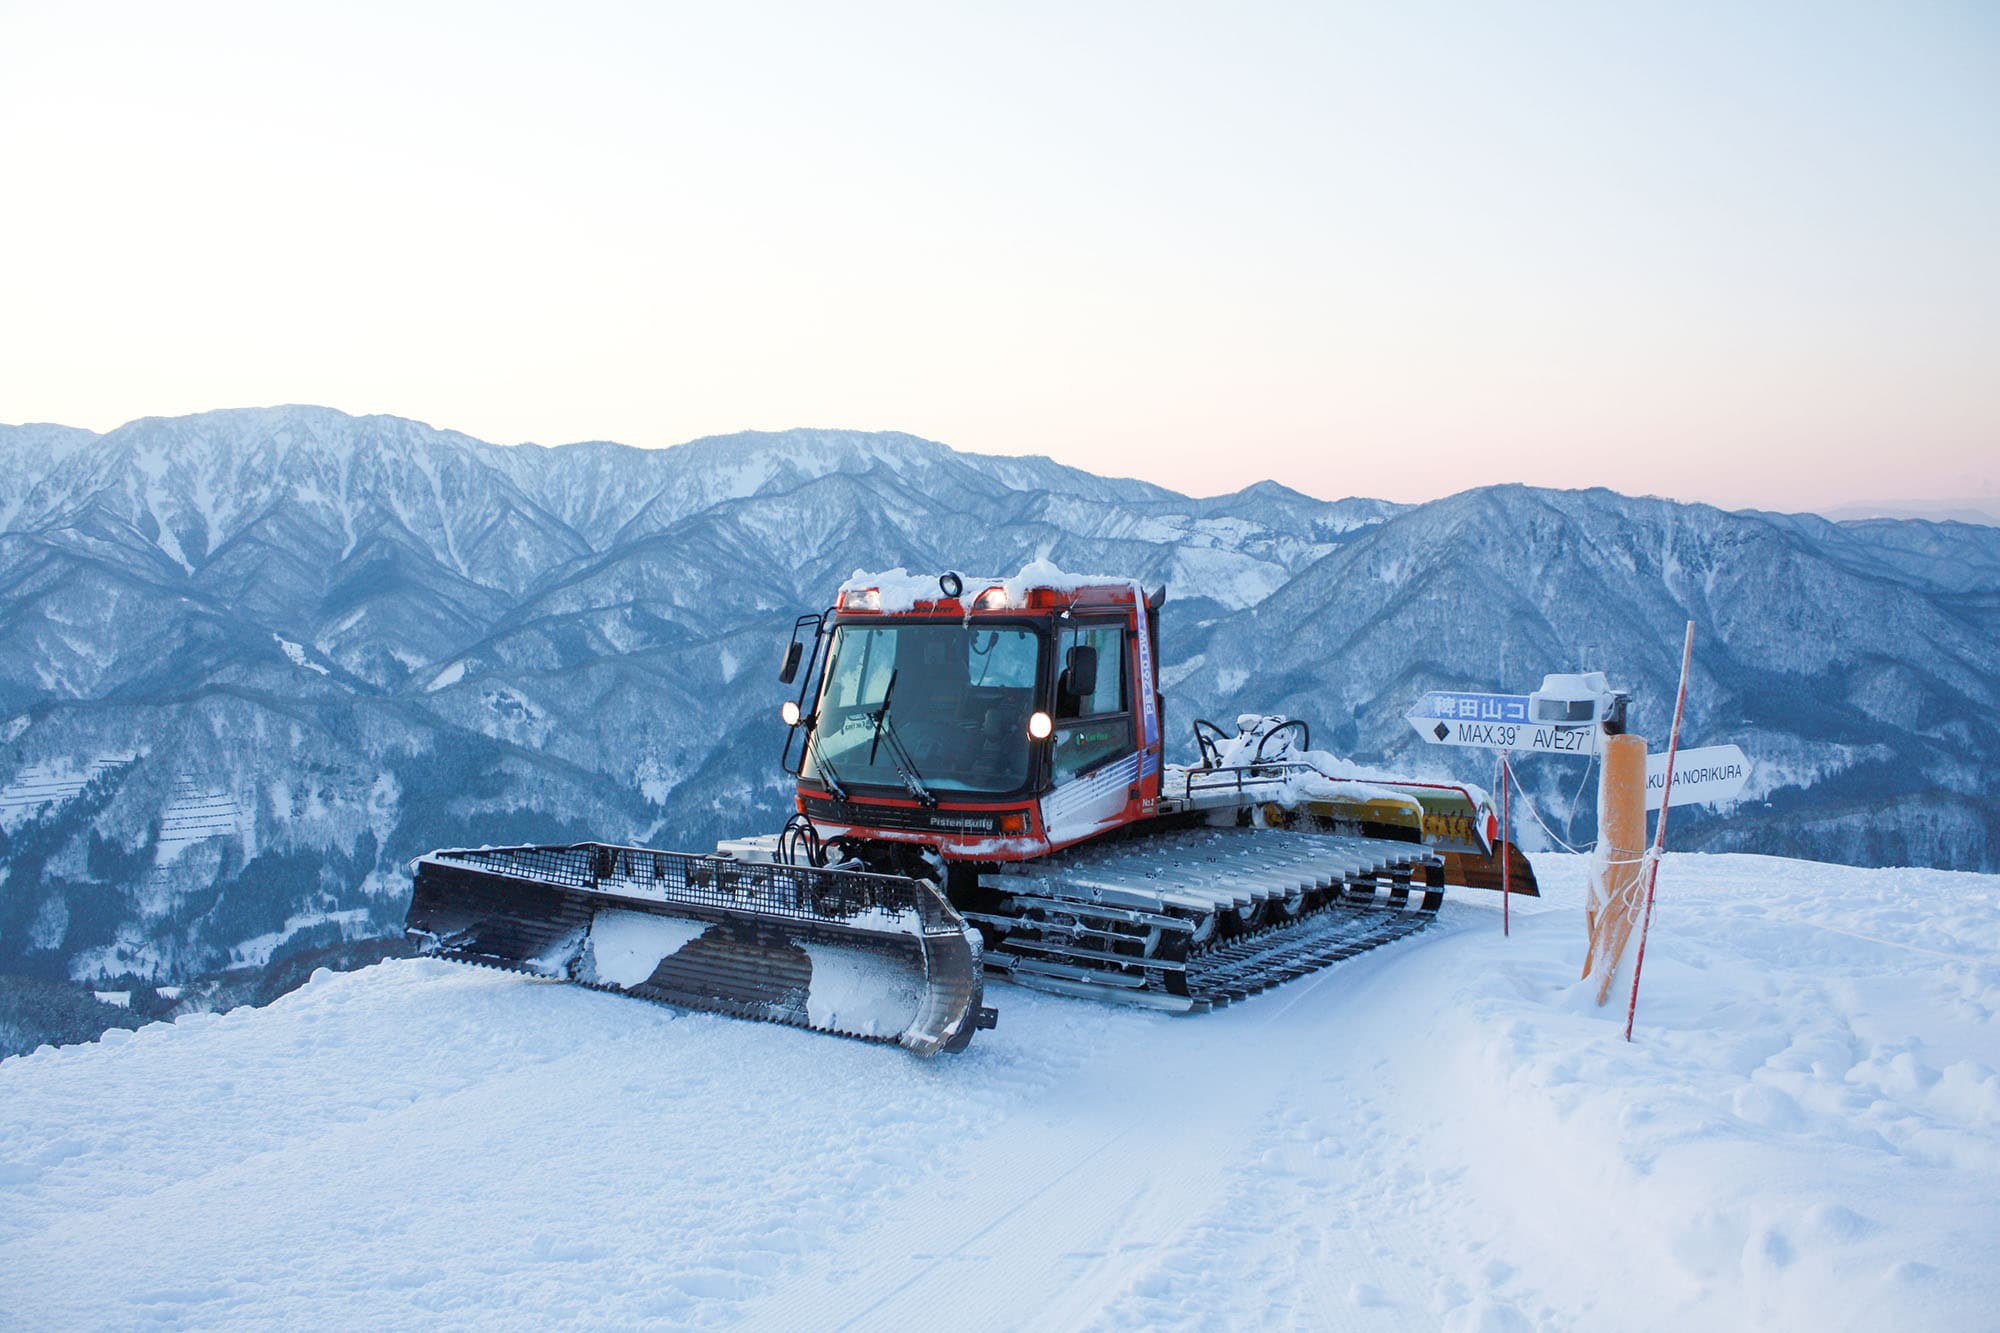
[804,622,1043,796]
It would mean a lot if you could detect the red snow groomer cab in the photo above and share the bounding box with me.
[407,564,1533,1059]
[778,569,1174,867]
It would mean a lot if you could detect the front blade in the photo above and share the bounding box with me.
[1439,839,1541,897]
[1306,782,1542,899]
[406,843,988,1056]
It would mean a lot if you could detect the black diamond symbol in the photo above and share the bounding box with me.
[1433,722,1450,741]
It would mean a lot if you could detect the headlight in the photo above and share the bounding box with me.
[780,700,801,727]
[1027,711,1053,739]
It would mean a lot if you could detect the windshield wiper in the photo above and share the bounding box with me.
[875,713,935,806]
[867,671,897,766]
[866,671,936,806]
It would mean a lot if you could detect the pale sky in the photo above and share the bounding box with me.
[2,2,1995,510]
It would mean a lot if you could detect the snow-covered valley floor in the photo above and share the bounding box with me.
[3,853,1995,1330]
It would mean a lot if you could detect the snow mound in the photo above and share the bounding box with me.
[2,854,1994,1329]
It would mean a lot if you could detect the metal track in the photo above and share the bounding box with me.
[973,826,1443,1011]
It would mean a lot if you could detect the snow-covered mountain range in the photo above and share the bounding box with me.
[2,406,1995,985]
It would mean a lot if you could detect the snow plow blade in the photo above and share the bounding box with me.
[1440,839,1540,897]
[405,843,994,1056]
[1300,782,1541,898]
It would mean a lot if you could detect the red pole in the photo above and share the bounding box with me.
[1625,621,1695,1041]
[1500,752,1511,937]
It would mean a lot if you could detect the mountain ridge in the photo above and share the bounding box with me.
[1,406,1994,989]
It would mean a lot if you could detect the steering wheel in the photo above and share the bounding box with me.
[1192,718,1228,768]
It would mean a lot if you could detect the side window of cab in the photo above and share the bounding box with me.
[1052,623,1131,784]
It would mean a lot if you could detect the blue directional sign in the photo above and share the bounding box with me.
[1409,691,1531,724]
[1406,690,1598,756]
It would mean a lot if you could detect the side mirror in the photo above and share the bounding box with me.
[779,640,804,685]
[1064,644,1099,698]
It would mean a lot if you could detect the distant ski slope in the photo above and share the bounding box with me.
[3,852,1993,1329]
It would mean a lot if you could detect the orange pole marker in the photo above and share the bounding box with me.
[1583,732,1648,1004]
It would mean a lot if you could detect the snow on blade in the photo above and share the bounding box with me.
[579,910,708,989]
[801,942,922,1037]
[836,904,923,936]
[524,928,587,975]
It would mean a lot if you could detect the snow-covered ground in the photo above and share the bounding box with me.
[3,853,1994,1330]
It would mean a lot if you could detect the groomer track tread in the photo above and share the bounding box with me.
[972,826,1443,1010]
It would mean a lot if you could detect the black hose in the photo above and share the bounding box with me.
[1252,719,1310,764]
[778,813,825,867]
[1193,718,1228,767]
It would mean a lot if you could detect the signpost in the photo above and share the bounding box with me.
[1404,691,1572,936]
[1644,745,1751,811]
[1407,692,1750,813]
[1404,657,1748,1040]
[1406,691,1599,757]
[1405,671,1753,975]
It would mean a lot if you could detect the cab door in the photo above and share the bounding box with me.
[1039,619,1140,845]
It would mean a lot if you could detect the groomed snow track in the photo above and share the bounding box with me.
[972,827,1444,1010]
[8,854,1997,1329]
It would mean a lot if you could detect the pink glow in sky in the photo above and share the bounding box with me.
[1,2,1994,511]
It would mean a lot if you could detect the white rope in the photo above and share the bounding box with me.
[1563,750,1597,848]
[1589,845,1661,916]
[1503,758,1594,856]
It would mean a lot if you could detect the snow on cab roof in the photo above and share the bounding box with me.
[840,559,1144,613]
